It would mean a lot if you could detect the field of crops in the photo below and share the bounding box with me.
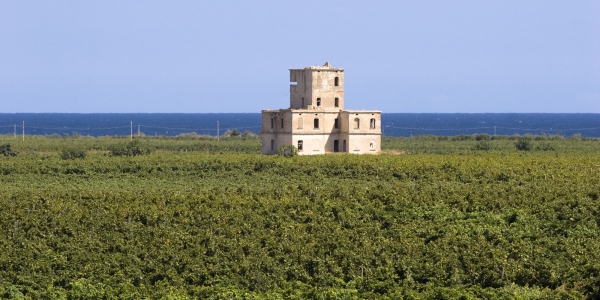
[0,134,599,298]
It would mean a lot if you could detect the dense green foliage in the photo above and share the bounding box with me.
[0,144,18,157]
[0,134,599,298]
[515,138,533,151]
[381,133,599,155]
[109,140,152,157]
[278,145,299,158]
[60,147,87,160]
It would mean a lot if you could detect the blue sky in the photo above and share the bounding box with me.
[1,1,598,113]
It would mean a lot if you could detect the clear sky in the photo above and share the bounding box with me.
[1,1,598,113]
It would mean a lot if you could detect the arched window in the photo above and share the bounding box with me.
[334,77,339,86]
[270,117,274,129]
[370,118,376,129]
[314,118,319,129]
[354,118,360,129]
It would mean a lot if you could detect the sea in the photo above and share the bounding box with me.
[0,113,599,137]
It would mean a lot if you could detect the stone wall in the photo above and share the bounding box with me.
[290,69,344,110]
[262,63,381,155]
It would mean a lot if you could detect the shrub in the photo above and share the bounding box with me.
[515,138,532,151]
[536,142,556,151]
[451,134,471,141]
[109,140,151,157]
[0,144,18,157]
[230,129,242,137]
[474,134,491,141]
[472,141,492,151]
[178,132,199,138]
[60,147,87,160]
[278,144,298,157]
[221,129,242,138]
[242,130,256,138]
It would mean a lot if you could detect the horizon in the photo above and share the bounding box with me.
[1,1,599,113]
[2,113,598,138]
[2,112,600,115]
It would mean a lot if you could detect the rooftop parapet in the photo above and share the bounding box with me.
[290,62,344,71]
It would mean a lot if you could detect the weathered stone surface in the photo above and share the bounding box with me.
[262,63,381,155]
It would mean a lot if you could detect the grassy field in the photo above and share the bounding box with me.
[0,134,599,298]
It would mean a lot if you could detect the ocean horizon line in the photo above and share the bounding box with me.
[1,113,598,137]
[1,112,599,114]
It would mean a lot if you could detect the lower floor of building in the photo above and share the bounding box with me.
[262,133,381,155]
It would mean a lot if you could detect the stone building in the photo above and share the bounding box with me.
[261,62,381,155]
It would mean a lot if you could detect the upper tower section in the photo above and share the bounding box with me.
[289,62,344,110]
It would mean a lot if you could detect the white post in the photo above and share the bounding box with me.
[22,121,24,141]
[217,121,219,142]
[130,121,133,140]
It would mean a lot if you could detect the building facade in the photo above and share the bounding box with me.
[261,63,381,155]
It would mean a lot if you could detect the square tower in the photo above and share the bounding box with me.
[262,62,381,155]
[289,62,344,110]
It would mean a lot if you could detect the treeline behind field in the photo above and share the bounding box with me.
[1,132,599,156]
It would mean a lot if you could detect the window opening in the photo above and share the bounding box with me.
[270,117,274,129]
[334,118,339,129]
[301,98,304,107]
[298,140,303,151]
[370,142,374,149]
[270,140,274,151]
[335,98,339,107]
[354,118,360,129]
[334,77,339,86]
[281,118,284,129]
[334,140,339,152]
[314,118,319,129]
[343,140,346,152]
[370,118,376,129]
[316,98,321,106]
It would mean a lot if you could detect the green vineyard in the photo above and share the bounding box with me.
[0,134,599,298]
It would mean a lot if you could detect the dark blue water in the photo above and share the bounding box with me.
[0,113,598,137]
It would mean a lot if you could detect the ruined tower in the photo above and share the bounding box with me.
[261,63,381,155]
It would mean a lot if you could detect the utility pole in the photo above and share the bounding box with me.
[217,121,220,142]
[22,121,24,141]
[130,121,133,140]
[13,124,16,138]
